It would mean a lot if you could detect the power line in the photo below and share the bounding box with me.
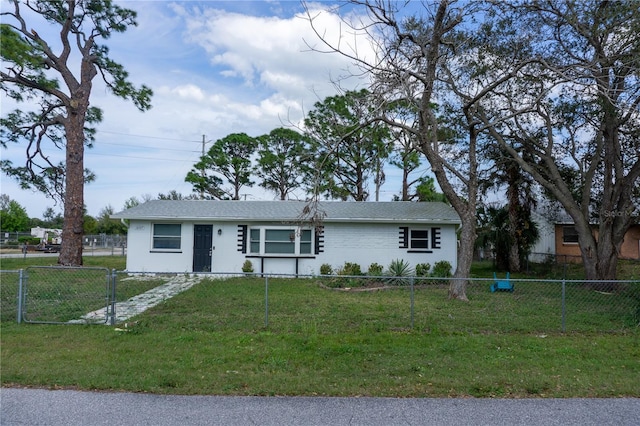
[90,152,197,162]
[98,141,199,153]
[98,130,202,144]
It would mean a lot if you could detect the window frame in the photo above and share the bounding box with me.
[248,226,314,256]
[404,227,441,253]
[151,223,182,252]
[562,225,579,244]
[409,229,430,250]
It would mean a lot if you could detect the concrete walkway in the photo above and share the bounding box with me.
[70,275,203,324]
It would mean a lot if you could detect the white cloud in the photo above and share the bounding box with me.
[1,1,408,219]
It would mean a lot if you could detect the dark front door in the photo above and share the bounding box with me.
[193,225,213,272]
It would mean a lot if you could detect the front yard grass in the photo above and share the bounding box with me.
[2,273,639,397]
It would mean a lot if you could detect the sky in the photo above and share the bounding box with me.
[1,0,426,219]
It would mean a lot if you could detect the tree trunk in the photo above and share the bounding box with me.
[596,240,619,286]
[58,114,85,266]
[402,167,410,201]
[506,164,520,272]
[593,216,626,287]
[449,213,474,301]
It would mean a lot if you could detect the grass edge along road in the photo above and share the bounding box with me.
[2,322,638,397]
[1,257,639,397]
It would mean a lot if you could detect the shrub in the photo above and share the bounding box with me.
[415,263,431,277]
[431,260,452,277]
[385,259,414,285]
[320,263,333,275]
[368,262,384,276]
[241,260,254,274]
[18,237,40,245]
[326,262,365,288]
[337,262,363,276]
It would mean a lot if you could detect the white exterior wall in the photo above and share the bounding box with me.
[125,221,240,273]
[125,221,189,272]
[310,222,458,275]
[124,220,458,275]
[529,214,556,263]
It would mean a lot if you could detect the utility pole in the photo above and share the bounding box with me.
[201,135,206,199]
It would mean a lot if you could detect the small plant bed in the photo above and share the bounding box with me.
[318,260,454,289]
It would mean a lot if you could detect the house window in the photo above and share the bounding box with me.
[153,224,181,250]
[300,229,312,254]
[249,227,313,256]
[562,226,579,244]
[400,227,442,252]
[410,230,429,249]
[265,229,296,254]
[250,229,260,254]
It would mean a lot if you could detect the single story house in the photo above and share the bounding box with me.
[556,222,640,262]
[111,200,461,275]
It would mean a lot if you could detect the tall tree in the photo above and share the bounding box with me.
[304,89,392,201]
[157,190,197,200]
[386,105,423,201]
[308,1,480,300]
[415,176,448,203]
[0,0,152,266]
[476,204,539,272]
[96,204,126,234]
[256,128,310,200]
[83,213,98,235]
[389,138,422,201]
[477,0,640,280]
[0,196,30,232]
[41,207,64,228]
[480,145,538,272]
[386,101,453,202]
[185,133,258,200]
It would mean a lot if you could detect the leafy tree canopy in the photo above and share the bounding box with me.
[0,195,30,232]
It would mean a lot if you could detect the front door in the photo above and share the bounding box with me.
[193,225,213,272]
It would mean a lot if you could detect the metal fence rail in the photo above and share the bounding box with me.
[1,269,638,333]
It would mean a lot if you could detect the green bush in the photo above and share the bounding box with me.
[431,260,452,277]
[337,262,363,276]
[368,262,384,276]
[324,262,365,288]
[320,263,333,275]
[385,259,414,285]
[242,260,254,274]
[415,263,431,277]
[17,237,40,245]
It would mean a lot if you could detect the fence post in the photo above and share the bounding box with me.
[264,275,269,328]
[561,264,567,333]
[17,269,24,324]
[410,276,415,329]
[110,269,117,325]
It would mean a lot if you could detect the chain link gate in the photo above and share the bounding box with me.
[19,266,116,325]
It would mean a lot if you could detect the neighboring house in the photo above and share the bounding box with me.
[111,200,461,275]
[555,223,640,262]
[528,212,556,263]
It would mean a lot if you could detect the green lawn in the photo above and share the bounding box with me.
[1,261,639,397]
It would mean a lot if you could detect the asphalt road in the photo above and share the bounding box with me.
[1,388,639,426]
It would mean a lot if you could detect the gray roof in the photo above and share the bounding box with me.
[111,200,461,224]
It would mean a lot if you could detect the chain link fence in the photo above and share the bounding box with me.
[6,267,116,324]
[1,269,21,323]
[0,233,126,255]
[2,269,639,332]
